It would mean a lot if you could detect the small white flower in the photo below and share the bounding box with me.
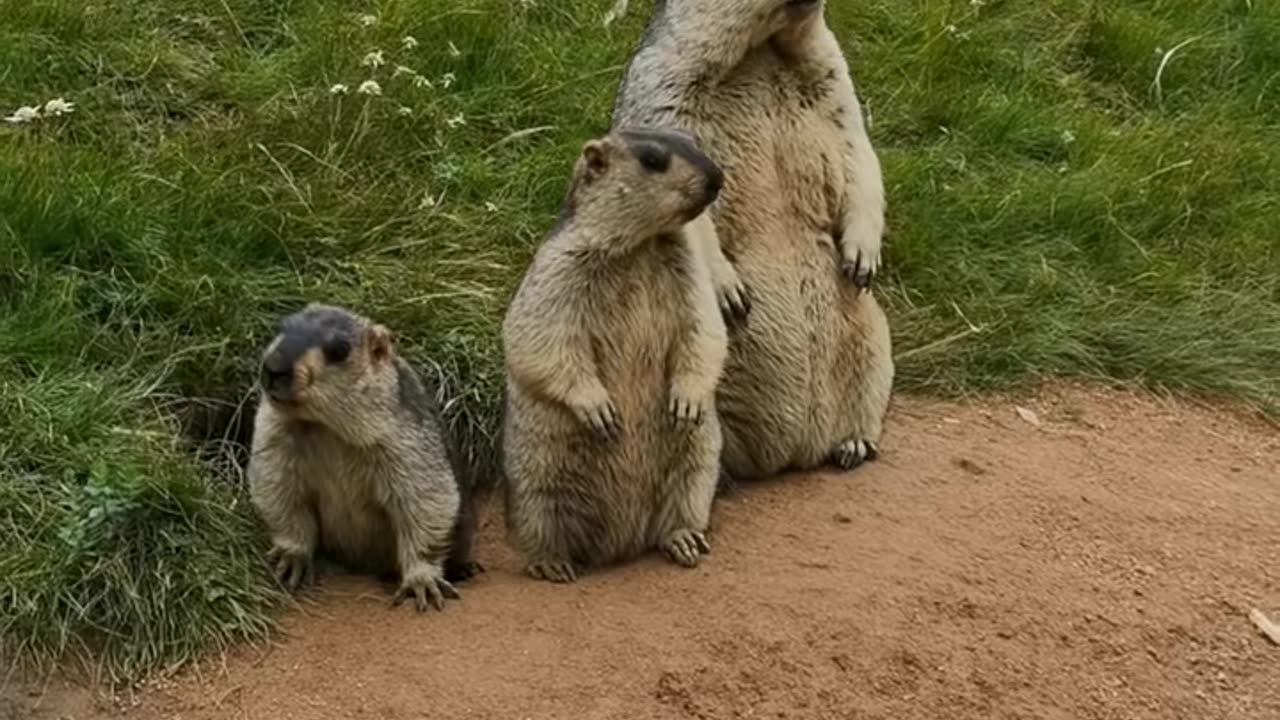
[402,35,419,51]
[329,83,350,95]
[484,201,499,213]
[357,80,382,96]
[413,75,434,89]
[362,50,385,68]
[397,106,413,117]
[447,41,462,58]
[4,105,41,123]
[445,112,466,128]
[1061,129,1076,144]
[418,190,437,210]
[441,72,456,89]
[393,65,418,79]
[43,98,75,116]
[358,14,378,27]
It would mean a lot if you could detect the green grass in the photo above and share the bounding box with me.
[2,0,1277,683]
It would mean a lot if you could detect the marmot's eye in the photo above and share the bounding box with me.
[637,145,670,173]
[323,337,351,364]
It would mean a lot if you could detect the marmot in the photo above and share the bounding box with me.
[248,303,482,611]
[611,0,894,479]
[502,128,728,582]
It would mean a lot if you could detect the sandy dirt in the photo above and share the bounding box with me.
[6,385,1279,720]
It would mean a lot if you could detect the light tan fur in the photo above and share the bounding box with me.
[502,129,728,582]
[611,0,894,479]
[248,304,476,611]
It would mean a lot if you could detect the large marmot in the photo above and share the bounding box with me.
[611,0,894,479]
[248,303,482,611]
[502,128,728,582]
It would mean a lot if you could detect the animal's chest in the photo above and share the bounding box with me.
[290,429,393,562]
[588,248,685,388]
[698,56,847,233]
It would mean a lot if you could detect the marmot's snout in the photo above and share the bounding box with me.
[702,163,724,205]
[260,350,298,402]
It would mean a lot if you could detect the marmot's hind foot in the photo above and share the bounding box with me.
[830,438,880,471]
[528,560,579,584]
[662,529,710,568]
[444,559,485,584]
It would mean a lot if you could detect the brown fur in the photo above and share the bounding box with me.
[611,0,894,480]
[501,129,728,582]
[247,304,481,612]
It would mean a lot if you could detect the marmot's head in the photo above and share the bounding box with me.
[570,127,724,240]
[663,0,823,48]
[258,304,399,426]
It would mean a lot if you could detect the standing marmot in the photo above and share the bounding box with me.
[502,128,728,582]
[248,303,482,611]
[611,0,894,479]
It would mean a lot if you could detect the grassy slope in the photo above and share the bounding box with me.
[1,0,1276,682]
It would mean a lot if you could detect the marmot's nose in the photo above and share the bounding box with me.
[703,166,724,202]
[261,355,293,397]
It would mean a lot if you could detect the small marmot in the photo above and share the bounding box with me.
[248,303,482,611]
[502,128,728,582]
[611,0,894,480]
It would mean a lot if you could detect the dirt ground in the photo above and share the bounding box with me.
[6,385,1279,720]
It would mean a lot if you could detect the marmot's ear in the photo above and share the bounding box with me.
[581,140,610,181]
[366,324,396,364]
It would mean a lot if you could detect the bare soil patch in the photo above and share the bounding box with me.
[8,386,1279,719]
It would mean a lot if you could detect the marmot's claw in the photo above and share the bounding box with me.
[528,561,578,583]
[841,251,875,290]
[575,398,622,441]
[393,568,460,612]
[830,439,879,471]
[444,559,485,583]
[662,529,710,568]
[668,395,706,428]
[267,545,312,592]
[719,281,753,327]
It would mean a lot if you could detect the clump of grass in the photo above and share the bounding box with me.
[1,0,1278,682]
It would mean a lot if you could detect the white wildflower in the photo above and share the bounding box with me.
[441,72,456,89]
[357,80,383,96]
[1061,129,1076,145]
[358,14,378,27]
[484,201,499,213]
[362,50,385,68]
[445,112,466,129]
[402,35,419,51]
[418,190,437,210]
[413,75,434,89]
[329,83,350,95]
[603,0,627,27]
[397,106,413,117]
[43,98,75,116]
[447,41,461,58]
[393,65,418,79]
[4,105,41,124]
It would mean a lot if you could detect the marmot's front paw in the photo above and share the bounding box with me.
[840,248,879,290]
[266,544,313,591]
[393,563,460,612]
[716,277,753,328]
[668,392,708,428]
[570,396,621,441]
[662,529,711,568]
